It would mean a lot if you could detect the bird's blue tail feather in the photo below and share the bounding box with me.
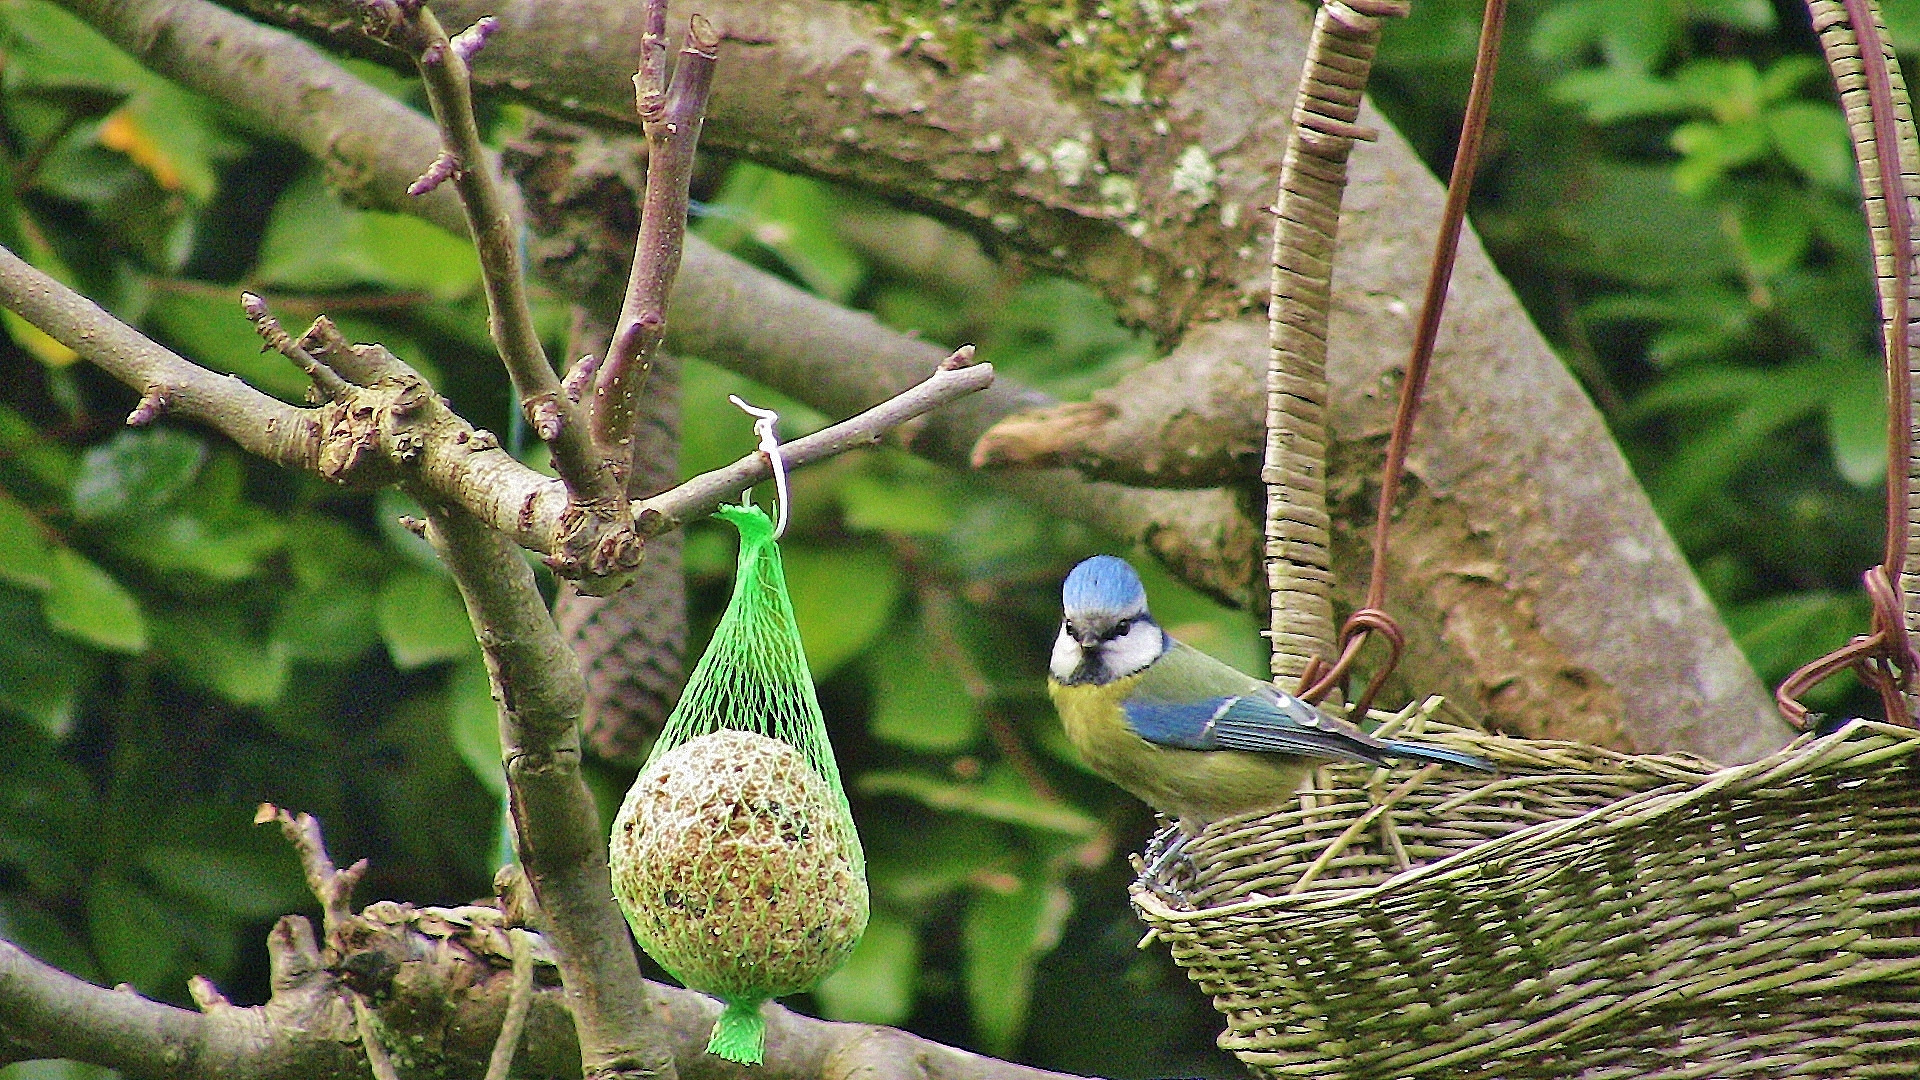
[1380,740,1495,773]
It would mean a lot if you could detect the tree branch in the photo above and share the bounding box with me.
[0,245,994,590]
[216,0,1782,761]
[0,245,318,468]
[1,901,1092,1080]
[59,0,1256,606]
[379,2,616,504]
[633,348,993,535]
[594,6,718,475]
[420,500,675,1080]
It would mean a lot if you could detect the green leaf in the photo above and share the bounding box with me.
[1732,188,1810,277]
[1723,590,1870,686]
[126,505,286,582]
[1634,365,1824,515]
[1766,101,1854,192]
[256,172,480,299]
[698,163,865,302]
[1887,0,1920,52]
[1555,164,1737,287]
[859,769,1100,837]
[105,83,244,204]
[448,656,504,794]
[869,620,980,752]
[109,452,287,582]
[376,569,475,669]
[0,1059,119,1080]
[272,579,379,664]
[1756,55,1823,102]
[1550,69,1686,123]
[286,513,388,590]
[781,544,900,678]
[962,876,1072,1056]
[1824,363,1887,486]
[863,816,1012,908]
[838,471,956,536]
[0,489,56,590]
[1528,0,1678,71]
[814,911,919,1025]
[0,584,92,736]
[0,894,99,983]
[1671,59,1762,120]
[1670,119,1767,195]
[1688,0,1774,30]
[69,427,205,523]
[139,844,310,920]
[153,607,290,705]
[0,0,155,93]
[42,547,147,653]
[85,873,185,995]
[0,403,75,495]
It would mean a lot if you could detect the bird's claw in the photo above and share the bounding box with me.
[1136,822,1199,905]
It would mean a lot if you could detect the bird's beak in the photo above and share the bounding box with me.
[1074,628,1101,648]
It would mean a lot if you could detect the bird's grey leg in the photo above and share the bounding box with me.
[1137,821,1198,900]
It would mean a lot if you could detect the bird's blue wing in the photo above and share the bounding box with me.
[1121,694,1393,765]
[1118,640,1494,771]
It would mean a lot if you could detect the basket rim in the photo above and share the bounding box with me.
[1133,718,1920,924]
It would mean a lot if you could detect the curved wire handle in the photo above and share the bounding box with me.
[1777,0,1920,729]
[729,394,789,539]
[1291,0,1508,718]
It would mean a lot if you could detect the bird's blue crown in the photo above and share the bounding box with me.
[1062,555,1148,618]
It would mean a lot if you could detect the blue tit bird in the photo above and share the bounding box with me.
[1047,555,1493,835]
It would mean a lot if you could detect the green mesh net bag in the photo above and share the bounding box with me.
[610,502,868,1065]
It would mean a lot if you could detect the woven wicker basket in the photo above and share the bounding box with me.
[1132,698,1920,1077]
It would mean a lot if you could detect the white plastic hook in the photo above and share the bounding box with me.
[729,394,789,539]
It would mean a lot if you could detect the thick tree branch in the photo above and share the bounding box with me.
[213,0,1789,760]
[1,912,1090,1080]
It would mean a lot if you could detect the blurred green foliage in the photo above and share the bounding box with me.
[0,0,1909,1077]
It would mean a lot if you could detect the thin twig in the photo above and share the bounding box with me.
[398,3,614,504]
[633,348,994,535]
[242,291,353,400]
[354,999,405,1080]
[593,11,721,475]
[255,802,367,943]
[0,242,994,580]
[483,928,539,1080]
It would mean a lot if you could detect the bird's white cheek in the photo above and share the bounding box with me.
[1049,627,1082,681]
[1102,623,1164,678]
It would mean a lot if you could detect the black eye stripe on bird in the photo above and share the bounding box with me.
[1047,555,1493,848]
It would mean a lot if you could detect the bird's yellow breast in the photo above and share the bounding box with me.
[1047,676,1314,830]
